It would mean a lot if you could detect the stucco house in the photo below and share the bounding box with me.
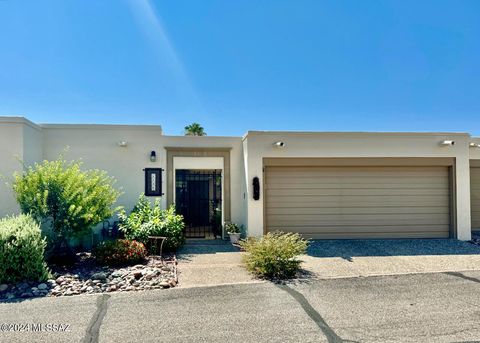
[1,116,480,243]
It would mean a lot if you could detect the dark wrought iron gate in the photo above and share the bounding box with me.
[175,170,222,239]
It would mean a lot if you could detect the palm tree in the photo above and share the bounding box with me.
[184,123,207,136]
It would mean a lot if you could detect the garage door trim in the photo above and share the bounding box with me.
[263,157,455,167]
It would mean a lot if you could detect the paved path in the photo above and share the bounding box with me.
[301,239,480,279]
[176,239,480,286]
[176,239,259,287]
[2,271,480,342]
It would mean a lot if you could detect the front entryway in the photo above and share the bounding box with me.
[175,169,222,239]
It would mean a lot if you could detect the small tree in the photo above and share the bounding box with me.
[184,122,206,136]
[12,156,122,248]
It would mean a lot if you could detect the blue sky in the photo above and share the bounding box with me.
[0,0,479,136]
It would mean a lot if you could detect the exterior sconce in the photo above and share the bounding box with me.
[470,143,480,148]
[274,141,285,148]
[439,140,455,147]
[253,177,260,200]
[150,151,157,162]
[117,141,128,147]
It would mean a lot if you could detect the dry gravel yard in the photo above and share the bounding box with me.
[0,253,177,300]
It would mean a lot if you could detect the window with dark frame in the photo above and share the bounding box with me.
[144,168,163,196]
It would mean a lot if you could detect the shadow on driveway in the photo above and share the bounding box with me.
[177,239,240,262]
[307,239,480,262]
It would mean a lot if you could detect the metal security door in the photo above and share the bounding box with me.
[175,170,222,238]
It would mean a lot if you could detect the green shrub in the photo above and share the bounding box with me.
[240,231,308,279]
[0,214,51,283]
[118,194,185,251]
[224,222,241,234]
[92,239,146,266]
[12,156,122,247]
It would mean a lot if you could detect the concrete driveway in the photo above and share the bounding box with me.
[176,239,480,286]
[2,271,480,342]
[301,239,480,279]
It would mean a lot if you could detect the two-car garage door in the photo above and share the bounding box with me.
[265,165,451,239]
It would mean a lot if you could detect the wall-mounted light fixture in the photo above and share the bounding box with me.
[117,141,128,147]
[150,151,157,162]
[439,140,455,147]
[470,142,480,148]
[273,141,285,148]
[253,177,260,200]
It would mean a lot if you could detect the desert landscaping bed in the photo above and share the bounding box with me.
[0,253,177,300]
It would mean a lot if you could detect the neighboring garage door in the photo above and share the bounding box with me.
[470,167,480,230]
[265,166,451,239]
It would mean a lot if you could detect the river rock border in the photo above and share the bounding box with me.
[0,255,178,300]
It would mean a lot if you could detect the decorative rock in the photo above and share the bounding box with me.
[91,272,107,281]
[111,271,123,278]
[144,272,155,281]
[1,255,176,300]
[18,282,29,290]
[106,285,117,292]
[37,283,48,290]
[159,281,170,288]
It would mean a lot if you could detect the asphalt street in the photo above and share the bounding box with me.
[1,271,480,343]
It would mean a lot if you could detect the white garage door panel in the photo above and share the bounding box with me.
[265,166,451,239]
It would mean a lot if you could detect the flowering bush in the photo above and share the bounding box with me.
[92,239,146,266]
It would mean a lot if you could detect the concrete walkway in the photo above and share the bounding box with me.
[177,238,480,286]
[301,239,480,279]
[176,240,259,287]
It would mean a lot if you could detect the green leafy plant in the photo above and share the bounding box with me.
[12,156,122,248]
[240,231,308,279]
[224,222,241,234]
[118,194,185,251]
[0,214,51,283]
[92,239,146,266]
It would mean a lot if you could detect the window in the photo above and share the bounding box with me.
[144,168,163,196]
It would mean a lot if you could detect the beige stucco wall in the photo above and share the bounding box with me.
[42,124,165,213]
[469,138,480,160]
[41,128,246,231]
[1,116,478,242]
[243,131,473,240]
[0,118,26,217]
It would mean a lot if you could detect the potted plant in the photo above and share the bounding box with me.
[225,222,242,244]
